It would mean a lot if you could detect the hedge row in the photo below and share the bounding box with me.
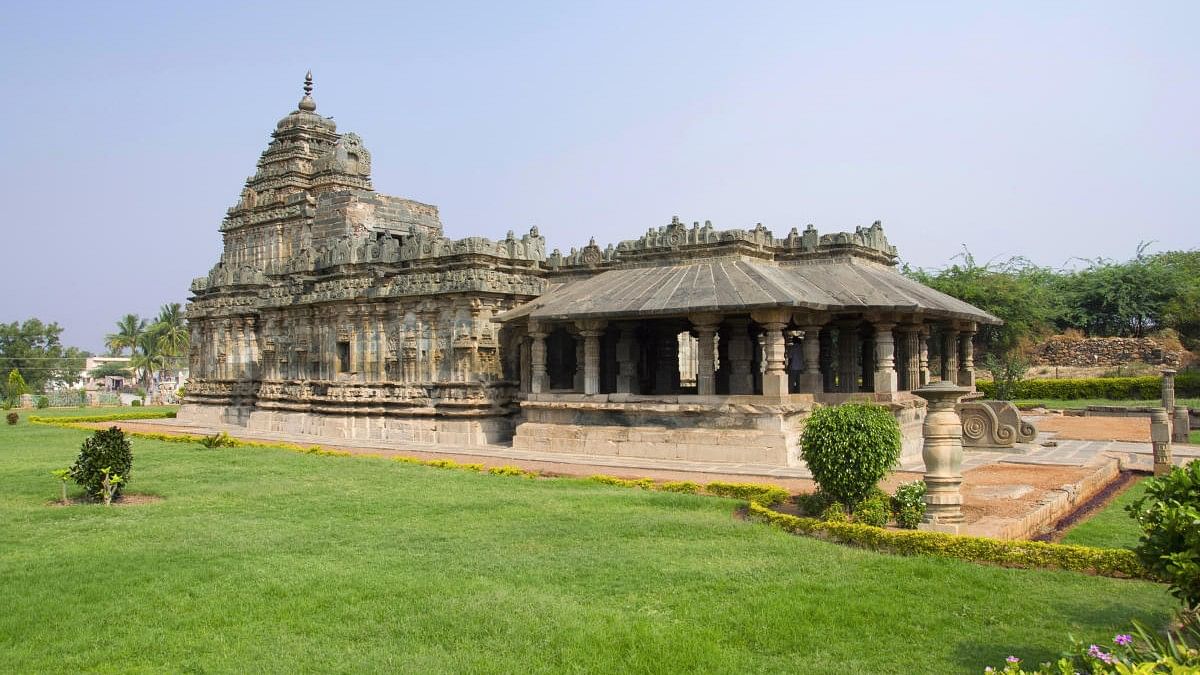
[978,372,1200,401]
[29,411,178,424]
[747,501,1146,579]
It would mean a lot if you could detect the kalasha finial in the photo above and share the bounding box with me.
[298,70,316,112]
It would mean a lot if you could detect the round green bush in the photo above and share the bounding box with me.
[891,480,927,529]
[800,402,902,508]
[854,496,889,528]
[1128,460,1200,611]
[69,426,133,500]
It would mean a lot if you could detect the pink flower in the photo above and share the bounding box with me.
[1006,656,1019,663]
[1114,634,1132,646]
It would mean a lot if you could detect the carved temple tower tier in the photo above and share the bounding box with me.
[180,74,547,444]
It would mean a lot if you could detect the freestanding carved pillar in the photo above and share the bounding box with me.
[914,380,972,533]
[941,328,959,383]
[1151,408,1173,476]
[615,323,639,394]
[529,322,548,394]
[576,320,606,395]
[872,321,898,393]
[918,325,931,387]
[837,322,859,393]
[801,325,824,393]
[752,310,790,398]
[691,314,721,396]
[958,324,976,389]
[1174,406,1191,444]
[1162,368,1177,435]
[727,318,754,395]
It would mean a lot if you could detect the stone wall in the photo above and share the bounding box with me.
[1035,335,1182,367]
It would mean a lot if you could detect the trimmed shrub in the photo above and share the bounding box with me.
[854,496,889,528]
[1127,460,1200,611]
[35,396,49,409]
[800,402,902,508]
[747,502,1145,578]
[591,475,655,490]
[658,480,701,494]
[131,399,142,407]
[892,480,927,529]
[978,372,1200,401]
[5,412,17,425]
[705,482,790,506]
[69,426,133,500]
[28,411,176,424]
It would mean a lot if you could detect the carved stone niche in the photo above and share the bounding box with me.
[957,400,1037,449]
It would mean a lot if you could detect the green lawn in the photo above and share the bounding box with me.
[1013,398,1200,410]
[0,419,1175,673]
[7,404,179,419]
[1060,480,1149,550]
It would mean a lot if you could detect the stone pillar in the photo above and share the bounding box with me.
[727,318,754,395]
[819,327,835,393]
[752,310,789,398]
[901,324,921,391]
[373,306,388,382]
[958,324,976,389]
[691,314,721,396]
[918,325,931,386]
[914,380,972,533]
[615,323,639,394]
[570,326,586,392]
[1174,406,1191,444]
[529,322,548,394]
[1162,368,1177,425]
[1151,408,1173,476]
[873,321,898,393]
[576,320,606,395]
[837,322,859,393]
[518,335,530,393]
[801,325,824,393]
[941,328,959,383]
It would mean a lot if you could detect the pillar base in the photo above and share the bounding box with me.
[873,370,898,394]
[762,372,788,398]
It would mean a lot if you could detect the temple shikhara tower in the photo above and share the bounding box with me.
[181,74,998,465]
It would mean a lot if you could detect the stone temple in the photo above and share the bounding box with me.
[180,75,999,466]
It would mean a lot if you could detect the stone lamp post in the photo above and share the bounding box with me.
[913,379,973,533]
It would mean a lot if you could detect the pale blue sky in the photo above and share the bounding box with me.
[1,1,1196,352]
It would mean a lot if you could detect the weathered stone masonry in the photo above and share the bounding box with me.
[181,76,1000,464]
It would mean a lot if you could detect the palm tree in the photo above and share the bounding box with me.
[129,332,168,391]
[153,303,189,361]
[105,314,146,357]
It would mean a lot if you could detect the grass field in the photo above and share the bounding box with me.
[0,417,1176,673]
[8,405,179,419]
[1060,480,1149,550]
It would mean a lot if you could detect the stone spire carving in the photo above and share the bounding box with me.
[299,70,316,112]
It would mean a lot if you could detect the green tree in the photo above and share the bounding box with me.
[1053,245,1181,338]
[0,319,88,395]
[129,331,168,390]
[88,362,133,380]
[151,302,189,366]
[105,314,146,357]
[6,368,29,405]
[903,249,1061,356]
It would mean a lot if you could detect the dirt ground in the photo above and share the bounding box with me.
[1035,415,1151,442]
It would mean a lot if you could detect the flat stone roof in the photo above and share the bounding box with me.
[496,256,1001,324]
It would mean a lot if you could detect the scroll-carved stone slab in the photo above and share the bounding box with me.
[958,400,1037,448]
